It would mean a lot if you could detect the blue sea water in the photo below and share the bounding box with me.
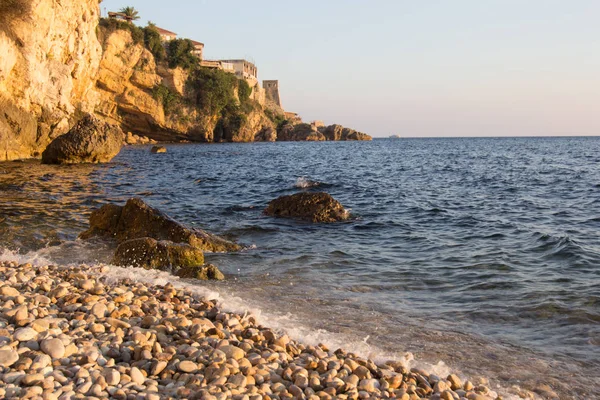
[1,137,599,398]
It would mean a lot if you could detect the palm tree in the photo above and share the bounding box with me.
[119,6,140,21]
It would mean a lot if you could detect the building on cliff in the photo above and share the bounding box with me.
[190,40,204,60]
[199,60,234,72]
[220,60,257,84]
[107,12,133,23]
[155,27,177,41]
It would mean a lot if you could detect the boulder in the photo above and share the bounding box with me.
[151,145,167,153]
[80,198,240,252]
[264,192,349,223]
[41,114,124,164]
[112,238,204,269]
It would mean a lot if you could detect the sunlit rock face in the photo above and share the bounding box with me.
[0,0,102,161]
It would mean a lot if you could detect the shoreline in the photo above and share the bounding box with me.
[0,260,500,400]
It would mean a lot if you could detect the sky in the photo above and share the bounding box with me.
[100,0,600,137]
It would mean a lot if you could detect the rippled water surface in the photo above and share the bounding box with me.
[1,137,599,398]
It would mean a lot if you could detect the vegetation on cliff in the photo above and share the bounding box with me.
[166,39,199,70]
[98,18,144,45]
[143,24,166,61]
[93,13,369,144]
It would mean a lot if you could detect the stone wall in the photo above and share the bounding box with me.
[263,80,281,108]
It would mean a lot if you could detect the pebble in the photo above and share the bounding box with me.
[177,360,197,373]
[220,345,245,360]
[104,368,121,385]
[13,327,38,341]
[91,302,107,318]
[130,366,145,385]
[40,338,66,359]
[0,348,19,367]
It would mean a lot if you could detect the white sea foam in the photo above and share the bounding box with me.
[295,177,321,188]
[0,248,54,267]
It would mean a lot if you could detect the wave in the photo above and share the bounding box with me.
[528,232,597,262]
[222,205,260,213]
[294,177,331,189]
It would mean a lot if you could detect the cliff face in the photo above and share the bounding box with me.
[95,29,203,141]
[0,1,370,161]
[0,0,102,161]
[94,29,275,143]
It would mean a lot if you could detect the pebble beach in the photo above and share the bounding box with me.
[0,260,500,400]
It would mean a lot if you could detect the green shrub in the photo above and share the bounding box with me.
[98,18,144,45]
[152,84,181,116]
[238,79,252,103]
[264,109,288,129]
[186,67,239,115]
[223,105,247,129]
[143,24,165,62]
[166,39,199,70]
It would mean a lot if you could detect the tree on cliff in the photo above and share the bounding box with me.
[144,22,166,61]
[166,39,199,70]
[119,6,140,21]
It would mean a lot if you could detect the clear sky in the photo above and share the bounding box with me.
[100,0,600,137]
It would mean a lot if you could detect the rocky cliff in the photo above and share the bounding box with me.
[0,0,370,161]
[94,28,275,143]
[0,0,102,161]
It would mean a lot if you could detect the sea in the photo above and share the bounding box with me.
[1,137,599,399]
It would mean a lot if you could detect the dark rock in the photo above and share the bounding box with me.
[79,204,122,240]
[264,192,349,223]
[151,145,167,153]
[254,127,277,142]
[277,123,325,142]
[176,263,225,281]
[112,238,204,269]
[80,198,240,252]
[41,114,124,164]
[320,124,372,141]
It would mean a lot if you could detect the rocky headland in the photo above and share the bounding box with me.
[0,0,371,162]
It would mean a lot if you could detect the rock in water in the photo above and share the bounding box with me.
[150,145,167,153]
[176,263,225,280]
[80,198,240,252]
[264,192,349,223]
[320,124,372,141]
[41,114,124,164]
[112,237,205,270]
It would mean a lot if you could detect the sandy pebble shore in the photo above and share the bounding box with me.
[0,260,500,400]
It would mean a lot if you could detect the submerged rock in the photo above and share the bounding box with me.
[41,114,124,164]
[264,192,349,223]
[112,237,204,270]
[80,197,240,252]
[150,145,167,153]
[176,263,225,281]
